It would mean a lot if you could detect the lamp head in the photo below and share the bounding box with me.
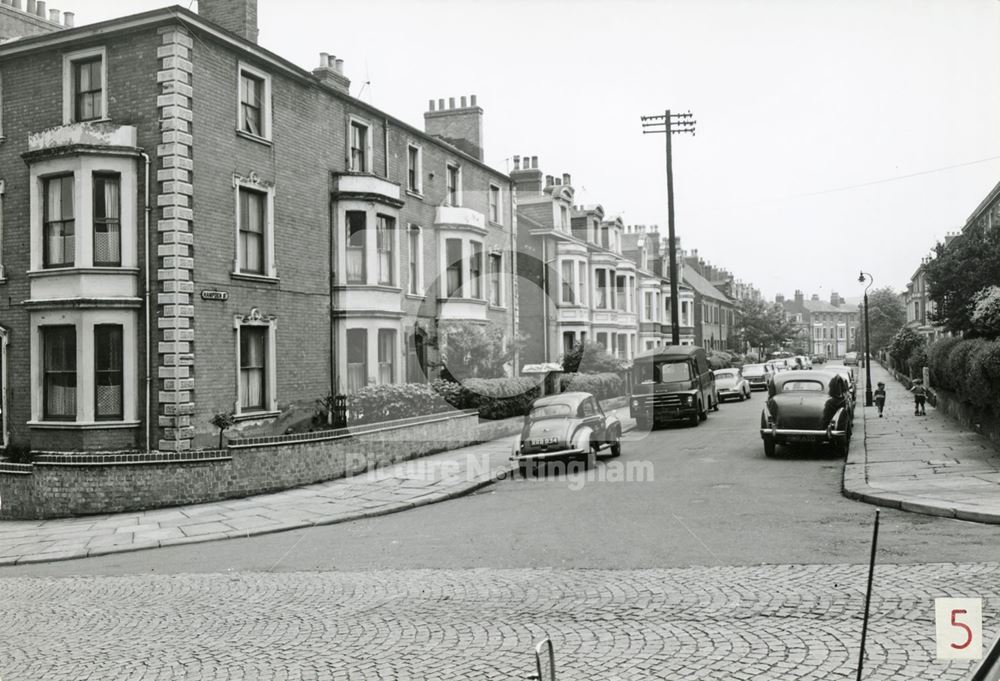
[858,272,865,283]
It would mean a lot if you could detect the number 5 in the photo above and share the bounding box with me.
[951,609,973,650]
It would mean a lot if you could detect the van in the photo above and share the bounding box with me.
[629,345,718,428]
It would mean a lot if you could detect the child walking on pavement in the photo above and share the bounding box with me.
[910,379,927,416]
[874,382,886,417]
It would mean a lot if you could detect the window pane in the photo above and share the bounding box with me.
[376,215,394,285]
[43,326,76,420]
[240,74,262,135]
[445,239,463,297]
[95,325,123,419]
[93,175,121,265]
[238,189,265,274]
[44,176,75,267]
[239,327,267,410]
[490,254,501,306]
[74,57,103,121]
[561,260,574,304]
[408,228,419,295]
[346,328,367,392]
[377,329,395,385]
[469,241,482,298]
[346,211,366,283]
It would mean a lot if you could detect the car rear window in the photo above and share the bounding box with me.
[743,365,765,374]
[715,371,736,379]
[530,404,573,419]
[782,380,825,392]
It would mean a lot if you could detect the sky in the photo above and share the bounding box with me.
[78,0,1000,302]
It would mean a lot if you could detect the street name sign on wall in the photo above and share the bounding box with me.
[201,290,229,301]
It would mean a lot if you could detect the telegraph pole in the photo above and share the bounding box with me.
[642,110,696,345]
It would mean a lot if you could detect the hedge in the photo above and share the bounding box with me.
[431,377,540,420]
[559,372,625,401]
[927,336,1000,415]
[347,383,454,425]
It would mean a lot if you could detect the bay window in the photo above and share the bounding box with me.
[489,253,502,306]
[561,260,575,304]
[93,173,121,266]
[94,324,123,420]
[445,238,463,296]
[43,175,75,268]
[376,214,395,286]
[469,241,483,299]
[346,211,366,283]
[377,329,396,385]
[346,328,367,392]
[43,325,76,421]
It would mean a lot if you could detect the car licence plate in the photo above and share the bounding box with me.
[528,438,558,446]
[784,435,816,443]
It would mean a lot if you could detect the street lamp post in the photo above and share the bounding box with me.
[858,271,874,407]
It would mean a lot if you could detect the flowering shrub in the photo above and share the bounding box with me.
[971,285,1000,338]
[347,383,453,425]
[928,337,1000,414]
[559,372,625,401]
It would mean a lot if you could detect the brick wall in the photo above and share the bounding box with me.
[0,410,479,519]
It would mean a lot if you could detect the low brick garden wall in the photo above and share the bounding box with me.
[0,410,479,520]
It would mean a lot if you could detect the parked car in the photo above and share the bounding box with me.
[511,392,621,476]
[759,370,853,457]
[713,368,751,402]
[742,363,774,391]
[795,355,812,370]
[843,351,859,366]
[811,354,827,365]
[630,345,719,428]
[815,366,857,410]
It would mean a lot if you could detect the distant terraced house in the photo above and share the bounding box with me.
[0,0,517,453]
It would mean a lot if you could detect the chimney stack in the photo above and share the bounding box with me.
[198,0,259,43]
[510,154,544,195]
[424,93,485,160]
[562,173,571,186]
[312,52,350,94]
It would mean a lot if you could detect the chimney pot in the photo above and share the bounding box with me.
[12,0,20,9]
[48,7,58,22]
[531,156,538,168]
[470,94,477,106]
[35,0,45,17]
[562,173,571,185]
[62,9,73,25]
[512,155,520,170]
[460,96,467,107]
[320,52,329,67]
[448,97,455,109]
[545,175,554,187]
[26,0,34,13]
[438,98,445,110]
[555,178,562,185]
[334,58,344,74]
[428,99,435,111]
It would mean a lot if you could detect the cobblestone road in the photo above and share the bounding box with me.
[2,562,996,680]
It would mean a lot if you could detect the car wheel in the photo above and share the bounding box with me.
[745,388,752,399]
[738,391,745,402]
[610,429,622,457]
[763,438,776,457]
[698,400,708,422]
[519,461,536,478]
[689,410,700,427]
[833,436,850,457]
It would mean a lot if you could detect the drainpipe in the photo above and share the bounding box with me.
[383,118,389,178]
[140,151,152,452]
[541,237,549,362]
[329,192,336,402]
[509,186,517,375]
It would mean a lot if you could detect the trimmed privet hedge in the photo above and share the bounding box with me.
[431,377,540,420]
[559,372,625,401]
[927,337,1000,414]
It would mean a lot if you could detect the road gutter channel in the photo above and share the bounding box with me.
[0,421,638,566]
[840,380,1000,524]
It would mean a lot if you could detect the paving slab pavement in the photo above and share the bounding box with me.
[843,361,1000,523]
[0,409,636,566]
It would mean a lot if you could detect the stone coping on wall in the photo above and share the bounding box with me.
[226,409,479,448]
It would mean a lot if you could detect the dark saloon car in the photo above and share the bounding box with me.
[511,392,622,476]
[759,370,853,457]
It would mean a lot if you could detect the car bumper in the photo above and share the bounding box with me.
[511,447,584,462]
[718,389,743,399]
[759,427,847,444]
[746,381,767,391]
[631,405,698,421]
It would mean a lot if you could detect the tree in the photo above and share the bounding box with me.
[887,327,924,373]
[864,287,906,352]
[970,285,1000,338]
[924,224,1000,336]
[560,340,626,373]
[437,321,526,381]
[735,298,797,356]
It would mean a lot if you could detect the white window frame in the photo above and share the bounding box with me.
[488,251,505,307]
[375,213,397,287]
[489,183,502,224]
[349,116,373,173]
[236,62,273,142]
[407,224,423,296]
[560,259,576,305]
[63,46,108,125]
[407,143,423,195]
[28,156,138,273]
[233,310,278,417]
[438,235,483,300]
[29,309,138,426]
[232,174,277,280]
[446,163,462,206]
[577,261,587,307]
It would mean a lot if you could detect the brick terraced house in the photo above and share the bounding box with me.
[0,0,516,452]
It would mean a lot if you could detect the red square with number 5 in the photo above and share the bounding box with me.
[935,598,982,660]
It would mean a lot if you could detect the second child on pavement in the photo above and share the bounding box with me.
[910,379,927,416]
[874,382,886,417]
